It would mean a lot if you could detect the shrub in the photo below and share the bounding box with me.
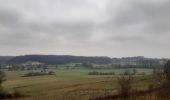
[48,71,55,75]
[124,70,131,75]
[12,89,24,98]
[0,71,6,85]
[0,71,6,92]
[117,75,133,98]
[132,69,137,75]
[138,72,146,75]
[88,71,115,75]
[23,72,48,77]
[164,60,170,83]
[0,91,12,99]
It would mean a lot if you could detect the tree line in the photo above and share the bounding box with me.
[8,55,112,65]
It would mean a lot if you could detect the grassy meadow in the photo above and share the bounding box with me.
[1,68,154,100]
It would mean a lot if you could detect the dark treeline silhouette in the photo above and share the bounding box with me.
[112,56,168,68]
[8,55,112,65]
[0,55,168,69]
[88,71,115,75]
[22,71,55,77]
[0,56,15,63]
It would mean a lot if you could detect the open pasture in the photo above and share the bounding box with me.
[2,68,153,100]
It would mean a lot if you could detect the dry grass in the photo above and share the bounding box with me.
[2,69,153,100]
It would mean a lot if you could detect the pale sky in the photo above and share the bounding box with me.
[0,0,170,58]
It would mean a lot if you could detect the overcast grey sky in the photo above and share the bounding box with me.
[0,0,170,58]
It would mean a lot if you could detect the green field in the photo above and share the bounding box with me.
[2,68,153,100]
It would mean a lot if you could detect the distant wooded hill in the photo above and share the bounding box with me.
[8,55,112,64]
[0,55,168,68]
[0,56,15,63]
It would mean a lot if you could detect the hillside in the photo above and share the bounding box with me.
[8,55,112,64]
[0,56,15,63]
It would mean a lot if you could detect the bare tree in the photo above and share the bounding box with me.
[117,75,133,99]
[164,60,170,83]
[0,71,6,91]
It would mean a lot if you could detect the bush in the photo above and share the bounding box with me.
[124,70,131,75]
[117,75,133,98]
[23,72,48,77]
[0,71,6,92]
[138,72,146,75]
[164,60,170,83]
[0,91,12,99]
[0,71,6,85]
[12,90,24,98]
[88,71,115,75]
[48,71,55,75]
[132,69,137,75]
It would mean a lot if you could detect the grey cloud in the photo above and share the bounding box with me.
[108,0,170,35]
[0,0,170,57]
[0,5,96,46]
[0,8,21,28]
